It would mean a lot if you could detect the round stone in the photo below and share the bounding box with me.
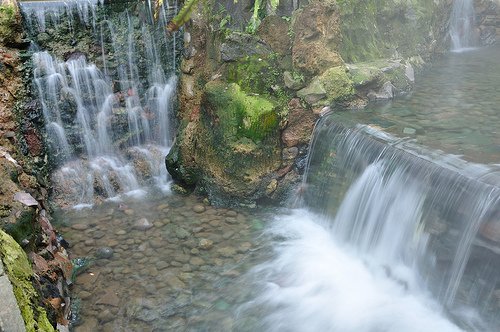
[192,204,206,213]
[96,247,114,259]
[198,238,213,250]
[133,218,153,231]
[72,223,88,230]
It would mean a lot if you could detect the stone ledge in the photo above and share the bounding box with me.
[0,260,26,332]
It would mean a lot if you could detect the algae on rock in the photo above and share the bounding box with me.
[0,230,55,332]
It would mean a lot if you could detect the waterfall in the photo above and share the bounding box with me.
[449,0,476,51]
[22,0,179,207]
[20,0,103,33]
[246,115,500,331]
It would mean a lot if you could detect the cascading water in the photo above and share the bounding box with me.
[21,0,179,207]
[20,0,103,34]
[449,0,476,51]
[243,115,500,331]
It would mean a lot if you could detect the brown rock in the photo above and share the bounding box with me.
[480,222,500,243]
[96,289,121,307]
[281,98,317,147]
[257,16,292,55]
[291,2,343,77]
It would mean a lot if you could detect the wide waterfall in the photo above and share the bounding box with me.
[449,0,476,50]
[21,0,179,207]
[244,115,500,331]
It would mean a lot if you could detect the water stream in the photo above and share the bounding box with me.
[23,0,179,207]
[449,0,476,51]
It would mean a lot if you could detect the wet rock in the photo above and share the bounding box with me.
[78,291,92,300]
[217,247,237,258]
[402,127,417,135]
[124,209,134,216]
[97,309,115,323]
[297,79,327,105]
[174,227,190,240]
[13,192,38,206]
[74,317,98,332]
[226,210,238,217]
[367,81,395,101]
[282,98,317,147]
[480,222,500,243]
[165,276,186,289]
[155,261,169,270]
[256,16,291,56]
[95,247,114,259]
[133,218,153,231]
[198,238,213,250]
[96,289,120,307]
[291,2,342,76]
[192,204,206,213]
[71,223,89,231]
[189,256,204,266]
[220,32,271,62]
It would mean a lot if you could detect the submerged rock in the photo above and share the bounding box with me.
[95,247,114,259]
[133,218,153,231]
[192,204,206,213]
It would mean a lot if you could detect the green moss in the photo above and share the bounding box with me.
[204,82,278,142]
[0,230,55,332]
[4,209,37,244]
[337,0,438,62]
[318,66,355,102]
[0,4,18,43]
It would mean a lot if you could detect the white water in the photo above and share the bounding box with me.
[449,0,476,51]
[20,0,103,33]
[26,0,179,207]
[249,209,464,332]
[246,120,499,331]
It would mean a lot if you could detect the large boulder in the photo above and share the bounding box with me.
[291,1,343,77]
[297,66,354,106]
[257,15,292,56]
[167,82,282,206]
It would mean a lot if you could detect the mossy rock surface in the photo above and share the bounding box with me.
[0,2,21,45]
[337,0,445,62]
[298,66,354,106]
[203,81,278,142]
[0,230,55,332]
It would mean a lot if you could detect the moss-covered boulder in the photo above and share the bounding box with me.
[297,66,354,106]
[167,82,282,206]
[0,230,55,332]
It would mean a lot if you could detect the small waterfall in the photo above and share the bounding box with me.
[20,0,103,33]
[23,0,179,207]
[449,0,476,51]
[247,115,500,331]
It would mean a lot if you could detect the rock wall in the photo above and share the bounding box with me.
[475,0,500,45]
[0,0,70,330]
[166,0,456,206]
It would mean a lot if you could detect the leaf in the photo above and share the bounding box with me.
[167,0,201,32]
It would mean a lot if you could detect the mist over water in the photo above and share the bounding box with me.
[248,209,464,332]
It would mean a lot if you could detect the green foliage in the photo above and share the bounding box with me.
[167,0,201,31]
[0,4,18,42]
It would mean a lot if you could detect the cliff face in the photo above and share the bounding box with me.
[166,0,465,206]
[0,0,70,330]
